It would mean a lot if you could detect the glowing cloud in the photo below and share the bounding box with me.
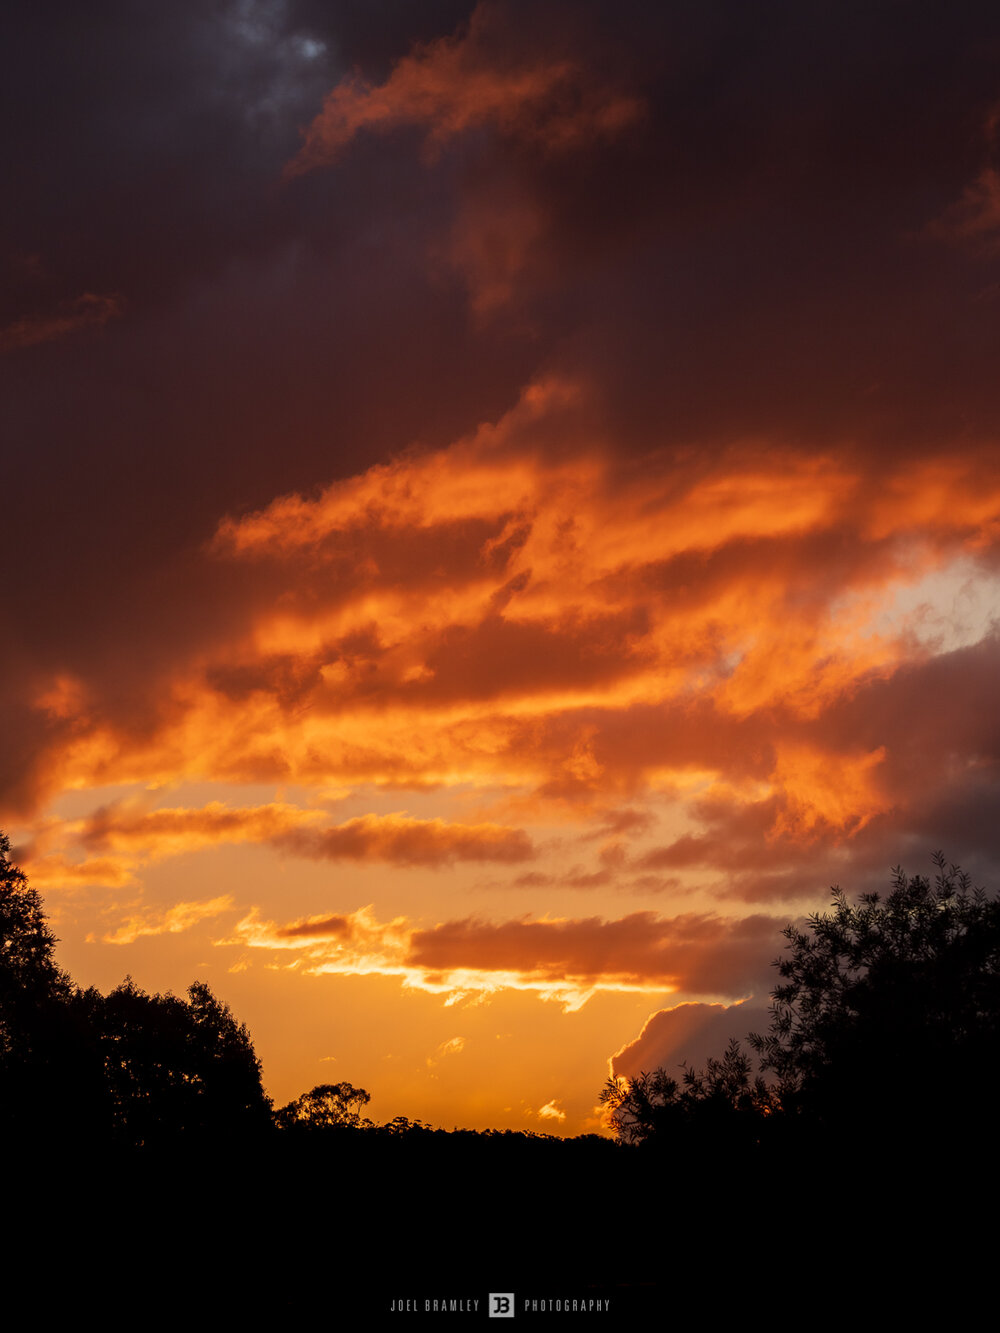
[226,902,782,1010]
[25,801,534,877]
[15,368,1000,879]
[284,3,641,179]
[101,895,235,945]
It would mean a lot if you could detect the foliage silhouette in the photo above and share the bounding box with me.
[73,976,272,1146]
[377,1114,433,1134]
[600,1037,780,1150]
[0,832,70,1011]
[274,1081,373,1130]
[603,854,1000,1154]
[748,852,1000,1142]
[0,833,270,1146]
[0,832,95,1140]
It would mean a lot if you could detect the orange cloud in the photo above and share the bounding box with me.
[13,374,1000,881]
[767,743,889,840]
[284,3,641,180]
[408,910,780,995]
[230,903,413,973]
[101,894,235,945]
[226,903,782,1010]
[427,1036,466,1068]
[275,814,535,866]
[30,800,534,875]
[18,853,138,890]
[78,799,327,857]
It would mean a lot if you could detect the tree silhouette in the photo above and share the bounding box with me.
[185,980,272,1133]
[0,833,271,1146]
[0,831,70,1020]
[600,1038,779,1149]
[748,852,1000,1144]
[275,1082,372,1130]
[0,832,88,1140]
[602,854,1000,1156]
[73,976,272,1146]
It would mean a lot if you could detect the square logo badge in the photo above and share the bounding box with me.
[489,1293,515,1317]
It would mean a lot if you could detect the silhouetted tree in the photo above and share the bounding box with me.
[186,980,272,1133]
[0,832,70,1025]
[378,1114,433,1135]
[748,853,1000,1144]
[600,1038,779,1149]
[76,976,272,1146]
[0,832,90,1140]
[603,854,1000,1158]
[275,1081,372,1130]
[0,833,270,1146]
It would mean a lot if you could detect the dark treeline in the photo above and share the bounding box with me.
[4,835,999,1319]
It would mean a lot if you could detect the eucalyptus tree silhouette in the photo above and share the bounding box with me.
[274,1081,372,1130]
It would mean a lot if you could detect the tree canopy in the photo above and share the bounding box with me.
[0,832,82,1139]
[603,854,1000,1152]
[749,852,1000,1140]
[0,833,271,1147]
[73,976,273,1146]
[274,1082,373,1131]
[0,831,71,1022]
[601,1038,780,1151]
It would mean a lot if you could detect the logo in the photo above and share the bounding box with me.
[489,1294,515,1318]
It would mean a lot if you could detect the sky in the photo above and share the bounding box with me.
[4,0,1000,1135]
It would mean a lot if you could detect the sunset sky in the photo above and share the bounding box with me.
[5,0,1000,1135]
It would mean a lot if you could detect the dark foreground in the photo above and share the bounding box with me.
[10,1125,992,1323]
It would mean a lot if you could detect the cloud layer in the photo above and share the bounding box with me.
[7,0,1000,1130]
[227,901,783,1010]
